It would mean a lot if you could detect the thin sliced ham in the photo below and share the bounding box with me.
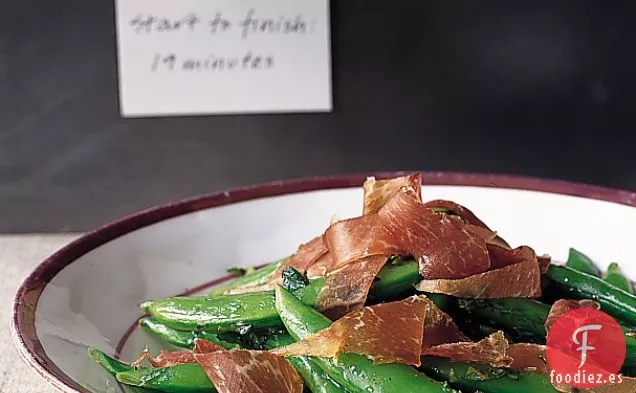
[132,339,302,393]
[305,252,334,279]
[415,254,541,298]
[326,189,491,280]
[545,299,600,332]
[273,296,428,366]
[131,349,197,368]
[421,297,470,348]
[421,199,490,228]
[421,199,510,248]
[315,255,388,319]
[423,331,512,368]
[194,348,303,393]
[363,173,422,215]
[506,343,548,373]
[267,236,329,285]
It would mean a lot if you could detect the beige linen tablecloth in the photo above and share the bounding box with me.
[1,234,79,393]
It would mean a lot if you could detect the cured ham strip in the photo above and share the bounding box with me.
[421,199,490,229]
[423,331,512,368]
[273,296,428,366]
[131,349,197,368]
[326,188,491,280]
[267,236,329,285]
[315,255,388,319]
[487,244,536,269]
[194,349,303,393]
[545,299,600,332]
[506,343,548,373]
[305,252,335,279]
[415,254,541,298]
[422,199,510,248]
[421,297,470,348]
[130,339,302,393]
[363,173,422,215]
[487,242,551,274]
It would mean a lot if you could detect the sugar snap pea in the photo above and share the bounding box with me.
[275,285,453,393]
[604,262,635,295]
[421,356,559,393]
[565,248,601,277]
[262,333,349,393]
[144,260,422,334]
[116,364,215,393]
[142,291,284,332]
[367,259,421,301]
[139,317,240,349]
[545,265,636,327]
[102,317,343,393]
[208,258,286,296]
[456,297,636,368]
[88,347,134,375]
[456,298,550,343]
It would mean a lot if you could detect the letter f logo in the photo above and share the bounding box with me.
[572,324,602,368]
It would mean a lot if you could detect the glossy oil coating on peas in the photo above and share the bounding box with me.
[421,357,559,393]
[546,265,636,327]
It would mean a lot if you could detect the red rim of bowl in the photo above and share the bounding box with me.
[11,171,636,392]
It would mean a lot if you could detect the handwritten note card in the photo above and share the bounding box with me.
[115,0,331,117]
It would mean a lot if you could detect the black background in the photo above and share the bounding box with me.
[1,1,635,232]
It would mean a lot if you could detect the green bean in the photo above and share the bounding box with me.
[421,356,559,393]
[565,248,601,277]
[139,317,239,349]
[208,258,286,296]
[275,285,452,393]
[545,265,636,327]
[604,262,635,295]
[116,364,215,393]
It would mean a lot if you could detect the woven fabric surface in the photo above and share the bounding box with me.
[1,235,78,393]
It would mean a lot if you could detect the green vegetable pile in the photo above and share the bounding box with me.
[89,246,636,393]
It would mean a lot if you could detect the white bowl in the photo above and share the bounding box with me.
[12,172,636,392]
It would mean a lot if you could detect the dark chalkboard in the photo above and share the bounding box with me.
[1,0,635,232]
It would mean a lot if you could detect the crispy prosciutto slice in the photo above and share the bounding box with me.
[326,188,491,280]
[421,199,510,248]
[193,345,303,393]
[423,331,512,368]
[415,254,541,298]
[131,349,197,368]
[273,296,428,366]
[315,255,388,319]
[268,236,329,285]
[421,199,490,228]
[131,339,302,393]
[545,299,600,332]
[421,297,470,348]
[363,173,422,215]
[506,343,549,373]
[305,251,334,279]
